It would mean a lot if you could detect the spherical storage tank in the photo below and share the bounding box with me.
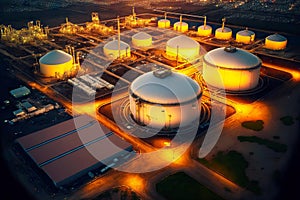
[166,35,200,61]
[103,40,131,59]
[39,50,73,77]
[198,25,212,37]
[129,69,202,129]
[265,33,287,50]
[236,29,255,44]
[132,32,152,47]
[215,27,232,40]
[158,19,171,28]
[203,46,262,91]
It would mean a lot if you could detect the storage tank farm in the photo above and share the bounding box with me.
[132,32,152,48]
[215,18,232,40]
[129,69,202,129]
[265,33,287,50]
[165,35,200,62]
[173,15,189,33]
[197,16,212,37]
[158,12,171,28]
[236,28,255,44]
[39,50,73,77]
[203,46,262,91]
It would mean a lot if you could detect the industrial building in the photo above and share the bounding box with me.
[10,86,31,98]
[132,32,152,48]
[39,50,73,78]
[16,115,133,187]
[166,35,200,62]
[265,33,287,50]
[236,29,255,44]
[129,69,202,129]
[203,46,262,91]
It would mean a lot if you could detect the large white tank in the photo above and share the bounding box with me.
[39,50,73,77]
[103,40,131,59]
[129,69,202,129]
[215,27,232,40]
[132,32,152,47]
[198,25,212,37]
[173,22,189,32]
[236,29,255,44]
[203,46,262,91]
[158,19,171,28]
[166,35,200,62]
[265,33,287,50]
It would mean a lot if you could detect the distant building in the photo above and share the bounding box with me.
[21,101,37,113]
[16,115,133,187]
[10,86,31,98]
[13,109,25,117]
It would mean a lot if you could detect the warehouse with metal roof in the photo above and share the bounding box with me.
[16,115,133,187]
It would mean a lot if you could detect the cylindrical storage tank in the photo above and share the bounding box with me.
[236,29,255,44]
[215,27,232,40]
[198,25,212,37]
[203,46,262,91]
[39,50,73,77]
[158,19,171,28]
[103,40,131,59]
[129,69,202,129]
[173,22,189,32]
[166,35,200,61]
[132,32,152,47]
[265,34,287,50]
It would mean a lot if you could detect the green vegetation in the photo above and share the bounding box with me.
[156,172,224,200]
[84,186,141,200]
[237,136,287,153]
[198,151,261,195]
[241,120,264,131]
[280,116,294,126]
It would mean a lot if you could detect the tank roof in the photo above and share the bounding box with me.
[39,50,72,65]
[216,27,232,33]
[132,32,152,40]
[204,47,261,70]
[266,33,287,42]
[167,35,199,49]
[130,70,201,104]
[103,40,130,50]
[237,29,255,36]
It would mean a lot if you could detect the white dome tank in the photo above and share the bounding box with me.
[129,69,202,129]
[103,40,131,59]
[265,33,287,50]
[39,50,73,77]
[203,46,262,91]
[166,35,200,61]
[132,32,152,47]
[158,19,171,28]
[236,29,255,44]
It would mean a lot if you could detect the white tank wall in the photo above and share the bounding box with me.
[166,45,199,61]
[158,19,171,28]
[173,22,189,32]
[265,39,287,50]
[132,37,152,47]
[203,63,260,91]
[40,59,73,77]
[103,47,131,59]
[198,25,212,37]
[129,95,201,129]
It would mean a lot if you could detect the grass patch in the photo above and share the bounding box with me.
[241,120,264,131]
[280,116,294,126]
[237,136,287,153]
[198,151,261,195]
[156,172,224,200]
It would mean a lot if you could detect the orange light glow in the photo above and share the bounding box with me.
[263,62,300,81]
[123,175,145,192]
[163,141,171,147]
